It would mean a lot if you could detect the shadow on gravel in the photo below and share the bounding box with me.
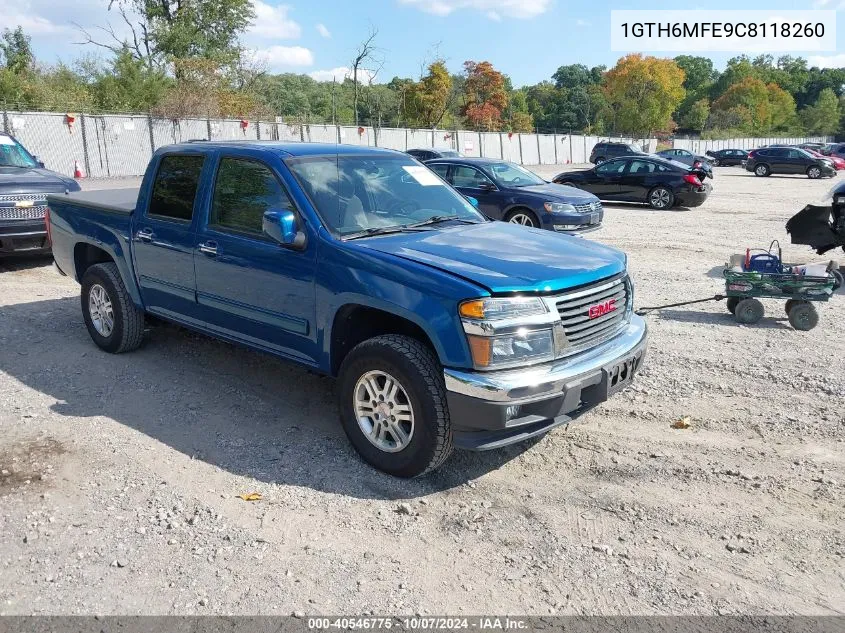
[655,307,793,329]
[0,255,54,272]
[0,297,536,500]
[599,202,695,212]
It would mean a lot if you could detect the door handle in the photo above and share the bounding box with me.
[198,241,218,256]
[136,228,154,242]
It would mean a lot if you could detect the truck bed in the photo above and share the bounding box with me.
[47,188,139,214]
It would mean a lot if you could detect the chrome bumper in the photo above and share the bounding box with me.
[444,315,648,403]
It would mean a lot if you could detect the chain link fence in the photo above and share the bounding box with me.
[4,107,828,179]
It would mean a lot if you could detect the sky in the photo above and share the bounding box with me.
[3,0,845,86]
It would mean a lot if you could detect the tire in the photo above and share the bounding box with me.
[784,299,799,315]
[734,298,764,325]
[754,164,770,177]
[726,296,740,314]
[505,209,540,227]
[337,334,453,478]
[788,301,819,331]
[80,262,145,354]
[648,186,674,210]
[807,166,822,179]
[712,158,720,167]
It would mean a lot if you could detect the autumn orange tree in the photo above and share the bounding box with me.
[603,54,685,136]
[462,60,508,131]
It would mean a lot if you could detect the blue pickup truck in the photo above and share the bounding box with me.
[47,142,647,477]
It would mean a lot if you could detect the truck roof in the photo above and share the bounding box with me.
[164,141,404,158]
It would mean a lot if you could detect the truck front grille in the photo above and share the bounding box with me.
[555,275,630,352]
[0,194,49,221]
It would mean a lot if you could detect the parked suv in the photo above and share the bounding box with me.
[589,142,644,165]
[406,148,461,161]
[745,147,836,179]
[0,133,81,256]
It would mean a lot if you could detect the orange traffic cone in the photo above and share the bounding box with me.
[74,160,85,179]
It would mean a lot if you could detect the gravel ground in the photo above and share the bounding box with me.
[0,166,843,616]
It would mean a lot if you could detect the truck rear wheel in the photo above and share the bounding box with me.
[81,262,145,353]
[337,334,453,477]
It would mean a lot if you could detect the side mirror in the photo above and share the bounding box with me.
[263,209,306,249]
[466,196,479,208]
[478,181,496,191]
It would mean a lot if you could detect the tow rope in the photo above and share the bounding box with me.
[635,294,726,316]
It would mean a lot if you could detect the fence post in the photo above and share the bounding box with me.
[536,132,541,164]
[1,104,7,135]
[80,113,92,179]
[517,134,523,165]
[300,123,305,142]
[336,125,341,144]
[206,116,212,140]
[147,114,156,154]
[569,131,572,163]
[404,127,408,150]
[374,126,379,147]
[256,119,261,140]
[499,133,504,159]
[553,132,558,164]
[477,131,482,157]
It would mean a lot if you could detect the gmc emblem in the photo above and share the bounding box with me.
[588,299,617,319]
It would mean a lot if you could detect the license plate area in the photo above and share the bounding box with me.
[605,350,644,396]
[590,212,599,223]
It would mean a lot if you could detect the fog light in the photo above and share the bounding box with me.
[505,405,522,420]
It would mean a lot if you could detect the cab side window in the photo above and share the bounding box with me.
[210,157,296,237]
[148,154,205,222]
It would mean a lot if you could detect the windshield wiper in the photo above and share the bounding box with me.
[407,216,482,228]
[344,225,429,240]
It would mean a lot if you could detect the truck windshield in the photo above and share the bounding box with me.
[286,154,485,237]
[0,136,38,168]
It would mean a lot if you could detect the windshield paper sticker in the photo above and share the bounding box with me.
[403,165,444,186]
[0,136,16,145]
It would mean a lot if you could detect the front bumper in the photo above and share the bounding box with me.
[444,315,648,450]
[542,210,604,234]
[0,219,49,255]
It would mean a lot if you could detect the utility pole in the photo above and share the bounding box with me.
[331,77,337,126]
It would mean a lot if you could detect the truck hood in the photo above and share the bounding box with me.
[353,221,626,294]
[0,166,79,195]
[515,183,599,203]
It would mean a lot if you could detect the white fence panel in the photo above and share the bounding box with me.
[456,131,480,157]
[520,134,540,165]
[479,132,501,159]
[88,115,153,178]
[8,112,85,177]
[339,126,373,145]
[500,134,520,162]
[406,129,432,149]
[308,125,337,144]
[378,128,406,150]
[538,134,557,165]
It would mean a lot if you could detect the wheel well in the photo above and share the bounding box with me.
[330,305,436,376]
[73,243,114,281]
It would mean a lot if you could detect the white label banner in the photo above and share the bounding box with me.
[611,10,836,52]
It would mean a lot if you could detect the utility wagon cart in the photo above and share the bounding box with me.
[723,242,841,331]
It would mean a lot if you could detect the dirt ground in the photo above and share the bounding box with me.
[0,166,843,616]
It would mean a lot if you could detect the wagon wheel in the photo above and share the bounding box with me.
[787,301,819,331]
[784,299,798,315]
[734,298,764,324]
[726,297,740,314]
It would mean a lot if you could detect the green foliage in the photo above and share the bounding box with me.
[679,98,709,132]
[801,88,841,135]
[0,27,34,73]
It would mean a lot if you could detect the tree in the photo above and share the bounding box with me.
[674,55,717,95]
[0,27,33,74]
[679,98,710,132]
[462,60,508,131]
[712,77,772,135]
[350,28,381,126]
[603,54,685,136]
[506,89,533,132]
[767,83,797,132]
[79,0,254,70]
[801,88,841,135]
[92,48,171,112]
[406,60,452,129]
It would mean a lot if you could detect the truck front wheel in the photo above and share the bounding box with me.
[81,262,145,354]
[337,334,453,477]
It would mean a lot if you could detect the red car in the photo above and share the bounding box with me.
[805,148,845,170]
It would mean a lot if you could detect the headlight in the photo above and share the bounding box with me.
[543,202,576,213]
[466,328,555,369]
[459,297,547,320]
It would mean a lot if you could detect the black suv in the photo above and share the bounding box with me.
[745,147,835,179]
[589,142,644,165]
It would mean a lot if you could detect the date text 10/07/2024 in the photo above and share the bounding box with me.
[307,617,529,630]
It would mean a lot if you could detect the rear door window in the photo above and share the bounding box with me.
[427,163,451,180]
[596,160,627,175]
[148,154,205,222]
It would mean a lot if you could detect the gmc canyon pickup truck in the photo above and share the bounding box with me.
[47,142,647,477]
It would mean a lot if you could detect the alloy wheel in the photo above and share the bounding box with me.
[88,284,114,337]
[353,370,415,453]
[509,213,537,227]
